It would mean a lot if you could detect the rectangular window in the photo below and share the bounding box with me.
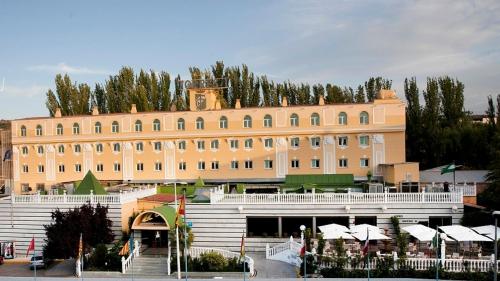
[291,159,300,168]
[211,161,219,170]
[58,164,65,173]
[96,164,104,172]
[429,216,452,229]
[197,140,205,151]
[231,160,239,170]
[338,136,348,146]
[36,184,45,192]
[178,140,186,150]
[179,162,186,171]
[311,137,320,148]
[360,158,369,167]
[244,160,253,169]
[311,159,320,169]
[211,140,219,150]
[244,139,253,149]
[136,163,144,171]
[22,165,29,173]
[21,184,30,193]
[114,163,121,172]
[264,138,273,149]
[291,137,300,148]
[154,142,162,151]
[198,161,205,170]
[359,135,369,146]
[136,142,144,152]
[75,164,82,173]
[264,160,273,169]
[339,158,348,168]
[38,165,44,173]
[230,139,239,149]
[155,162,162,171]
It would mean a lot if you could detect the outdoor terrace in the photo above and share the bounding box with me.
[209,187,463,205]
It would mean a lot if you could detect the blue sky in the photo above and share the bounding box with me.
[1,0,499,119]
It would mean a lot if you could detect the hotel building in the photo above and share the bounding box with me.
[9,88,414,194]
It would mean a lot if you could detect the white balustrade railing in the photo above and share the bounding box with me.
[11,186,157,205]
[316,255,498,273]
[210,191,463,205]
[121,240,140,274]
[425,182,477,196]
[188,246,255,276]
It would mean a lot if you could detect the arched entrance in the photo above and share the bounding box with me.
[131,205,176,256]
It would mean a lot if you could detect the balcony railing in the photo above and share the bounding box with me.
[11,186,157,205]
[210,189,463,205]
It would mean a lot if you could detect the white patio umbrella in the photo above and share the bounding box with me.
[402,224,452,242]
[349,224,381,234]
[321,229,355,240]
[318,223,350,233]
[351,229,391,241]
[439,225,492,242]
[471,225,500,239]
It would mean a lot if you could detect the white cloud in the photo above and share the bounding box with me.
[2,84,49,97]
[27,62,111,75]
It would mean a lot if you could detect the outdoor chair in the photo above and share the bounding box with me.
[452,252,460,259]
[376,251,381,257]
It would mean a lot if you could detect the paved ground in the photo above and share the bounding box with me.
[0,277,458,281]
[0,258,75,277]
[250,252,297,278]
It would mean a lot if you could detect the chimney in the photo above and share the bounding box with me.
[54,108,62,118]
[282,96,288,107]
[235,99,241,109]
[92,106,99,116]
[215,99,221,110]
[170,103,177,112]
[318,95,325,106]
[130,104,137,114]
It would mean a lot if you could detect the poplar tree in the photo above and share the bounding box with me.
[404,77,422,162]
[312,84,325,104]
[354,85,365,103]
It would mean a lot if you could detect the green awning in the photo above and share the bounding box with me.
[152,205,176,228]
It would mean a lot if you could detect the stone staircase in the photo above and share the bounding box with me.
[123,256,170,277]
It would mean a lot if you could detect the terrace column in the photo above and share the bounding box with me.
[278,217,282,237]
[312,217,317,237]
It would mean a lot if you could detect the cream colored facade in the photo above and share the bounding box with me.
[10,89,406,194]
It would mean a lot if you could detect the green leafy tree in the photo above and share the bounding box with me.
[404,77,422,162]
[43,203,113,259]
[354,85,365,103]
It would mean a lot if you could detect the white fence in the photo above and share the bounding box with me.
[210,190,463,205]
[317,254,499,273]
[11,186,157,205]
[423,182,477,196]
[188,246,255,276]
[121,240,140,273]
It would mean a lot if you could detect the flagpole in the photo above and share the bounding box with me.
[242,232,246,281]
[33,236,36,281]
[183,188,188,281]
[435,225,439,281]
[174,182,181,279]
[80,233,84,281]
[453,161,456,190]
[367,229,370,281]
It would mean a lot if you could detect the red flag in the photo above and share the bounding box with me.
[362,229,369,255]
[26,237,35,257]
[175,197,185,227]
[240,233,245,260]
[300,245,306,257]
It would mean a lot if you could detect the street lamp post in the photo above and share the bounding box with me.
[494,210,500,281]
[165,181,181,280]
[300,225,306,281]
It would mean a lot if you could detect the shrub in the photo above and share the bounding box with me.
[200,252,228,272]
[89,244,107,270]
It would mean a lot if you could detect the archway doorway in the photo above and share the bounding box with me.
[131,205,176,256]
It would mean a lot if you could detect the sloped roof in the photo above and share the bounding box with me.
[74,171,107,195]
[420,168,488,183]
